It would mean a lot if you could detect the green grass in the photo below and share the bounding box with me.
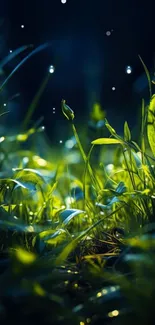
[0,49,155,324]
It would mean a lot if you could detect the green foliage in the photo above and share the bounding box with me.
[147,94,155,156]
[0,54,155,325]
[61,99,75,121]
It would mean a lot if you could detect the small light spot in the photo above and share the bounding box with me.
[23,157,29,164]
[97,292,102,297]
[106,164,114,173]
[110,286,117,292]
[80,322,85,325]
[33,155,47,167]
[126,65,132,74]
[59,140,63,144]
[112,86,116,91]
[102,289,108,294]
[74,283,78,288]
[21,25,25,28]
[0,136,5,143]
[65,139,74,149]
[49,65,55,74]
[3,103,6,106]
[106,31,111,36]
[61,0,67,3]
[53,107,55,110]
[108,310,119,318]
[53,111,55,114]
[9,50,13,53]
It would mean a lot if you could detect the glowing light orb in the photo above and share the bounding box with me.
[65,139,74,149]
[59,140,63,144]
[106,31,111,36]
[112,87,116,91]
[21,25,25,28]
[126,66,132,74]
[61,0,67,3]
[49,65,55,74]
[9,50,12,53]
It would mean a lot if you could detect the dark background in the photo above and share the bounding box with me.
[1,0,155,139]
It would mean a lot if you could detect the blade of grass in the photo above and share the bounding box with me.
[22,74,50,130]
[0,43,50,91]
[55,203,125,265]
[139,55,152,99]
[0,45,33,70]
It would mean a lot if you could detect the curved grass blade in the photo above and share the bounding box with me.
[0,43,50,91]
[55,204,125,265]
[59,209,85,226]
[0,111,10,118]
[0,45,33,70]
[139,55,152,98]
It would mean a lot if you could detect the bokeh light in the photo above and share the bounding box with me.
[106,31,111,36]
[49,65,55,74]
[126,65,132,74]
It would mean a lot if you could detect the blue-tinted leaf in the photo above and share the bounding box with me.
[116,181,127,194]
[71,187,84,201]
[59,209,85,225]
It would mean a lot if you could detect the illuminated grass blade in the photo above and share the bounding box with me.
[91,138,123,145]
[55,204,125,265]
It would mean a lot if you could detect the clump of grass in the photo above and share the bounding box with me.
[0,50,155,324]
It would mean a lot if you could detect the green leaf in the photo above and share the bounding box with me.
[147,95,155,156]
[12,168,51,194]
[61,99,74,121]
[15,248,36,265]
[90,102,105,122]
[45,229,68,245]
[139,55,152,98]
[115,181,127,194]
[55,205,124,265]
[59,209,85,225]
[124,121,131,141]
[91,138,122,145]
[104,119,117,135]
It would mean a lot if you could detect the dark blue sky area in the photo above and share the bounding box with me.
[1,0,155,133]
